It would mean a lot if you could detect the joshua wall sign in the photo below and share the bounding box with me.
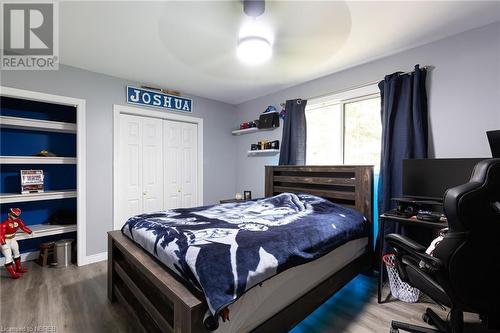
[126,86,193,113]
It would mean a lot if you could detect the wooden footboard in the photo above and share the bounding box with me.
[108,231,208,333]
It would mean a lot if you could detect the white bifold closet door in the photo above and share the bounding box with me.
[118,114,164,225]
[163,120,198,209]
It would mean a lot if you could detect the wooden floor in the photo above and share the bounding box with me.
[1,261,498,333]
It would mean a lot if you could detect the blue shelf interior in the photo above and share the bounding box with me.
[1,96,76,122]
[0,128,76,157]
[0,164,76,193]
[1,96,77,258]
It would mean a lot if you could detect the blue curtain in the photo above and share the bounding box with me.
[378,64,428,246]
[279,99,308,165]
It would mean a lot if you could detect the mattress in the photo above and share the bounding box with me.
[216,237,368,333]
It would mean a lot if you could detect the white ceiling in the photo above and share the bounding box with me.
[60,1,500,104]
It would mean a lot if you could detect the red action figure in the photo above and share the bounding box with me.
[1,208,33,279]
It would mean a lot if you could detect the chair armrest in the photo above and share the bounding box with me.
[386,233,426,253]
[386,233,443,271]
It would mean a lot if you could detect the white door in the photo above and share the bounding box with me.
[142,117,164,213]
[118,114,163,227]
[119,114,143,226]
[180,122,198,208]
[164,120,198,209]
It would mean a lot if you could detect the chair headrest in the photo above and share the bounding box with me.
[444,158,500,232]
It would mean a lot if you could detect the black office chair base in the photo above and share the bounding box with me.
[390,308,463,333]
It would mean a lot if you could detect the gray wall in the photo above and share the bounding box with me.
[2,21,499,255]
[234,21,500,198]
[1,65,238,256]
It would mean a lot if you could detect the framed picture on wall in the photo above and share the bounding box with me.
[244,190,252,200]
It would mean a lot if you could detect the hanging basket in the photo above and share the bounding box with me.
[383,253,420,303]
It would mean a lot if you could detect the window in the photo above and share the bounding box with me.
[305,85,381,167]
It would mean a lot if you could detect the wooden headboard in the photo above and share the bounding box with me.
[265,165,374,224]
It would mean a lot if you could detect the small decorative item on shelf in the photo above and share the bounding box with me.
[264,106,277,113]
[279,102,286,119]
[244,191,252,200]
[235,192,243,200]
[0,208,33,279]
[47,210,77,225]
[20,169,44,194]
[251,140,279,151]
[258,111,279,129]
[33,149,57,157]
[240,121,258,130]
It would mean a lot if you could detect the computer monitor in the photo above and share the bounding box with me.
[487,130,500,158]
[402,158,484,201]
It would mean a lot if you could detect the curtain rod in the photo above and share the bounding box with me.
[305,65,433,102]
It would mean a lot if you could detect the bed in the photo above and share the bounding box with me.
[108,165,373,333]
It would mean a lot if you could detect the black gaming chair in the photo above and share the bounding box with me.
[386,158,500,333]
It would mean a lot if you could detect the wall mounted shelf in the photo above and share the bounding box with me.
[0,156,77,164]
[15,223,77,241]
[247,149,280,157]
[0,190,77,204]
[0,115,77,133]
[232,127,278,136]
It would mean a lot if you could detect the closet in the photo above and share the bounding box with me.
[117,113,199,228]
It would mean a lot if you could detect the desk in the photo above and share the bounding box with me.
[377,213,448,303]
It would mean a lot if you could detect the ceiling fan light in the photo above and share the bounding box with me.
[237,36,272,65]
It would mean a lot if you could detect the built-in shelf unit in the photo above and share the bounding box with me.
[0,87,84,265]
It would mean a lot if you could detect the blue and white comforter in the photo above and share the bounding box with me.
[122,193,368,316]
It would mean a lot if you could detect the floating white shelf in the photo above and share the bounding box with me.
[0,156,77,164]
[0,115,77,134]
[0,190,77,204]
[247,149,280,157]
[232,127,278,136]
[15,223,77,241]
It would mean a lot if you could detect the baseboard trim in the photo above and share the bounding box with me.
[80,252,107,266]
[0,250,39,265]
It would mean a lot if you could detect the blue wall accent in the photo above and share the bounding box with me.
[0,96,76,123]
[0,164,76,193]
[0,128,76,157]
[0,198,76,226]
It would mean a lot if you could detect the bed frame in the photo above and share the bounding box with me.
[108,165,373,333]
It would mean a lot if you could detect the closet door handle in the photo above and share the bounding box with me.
[143,191,147,196]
